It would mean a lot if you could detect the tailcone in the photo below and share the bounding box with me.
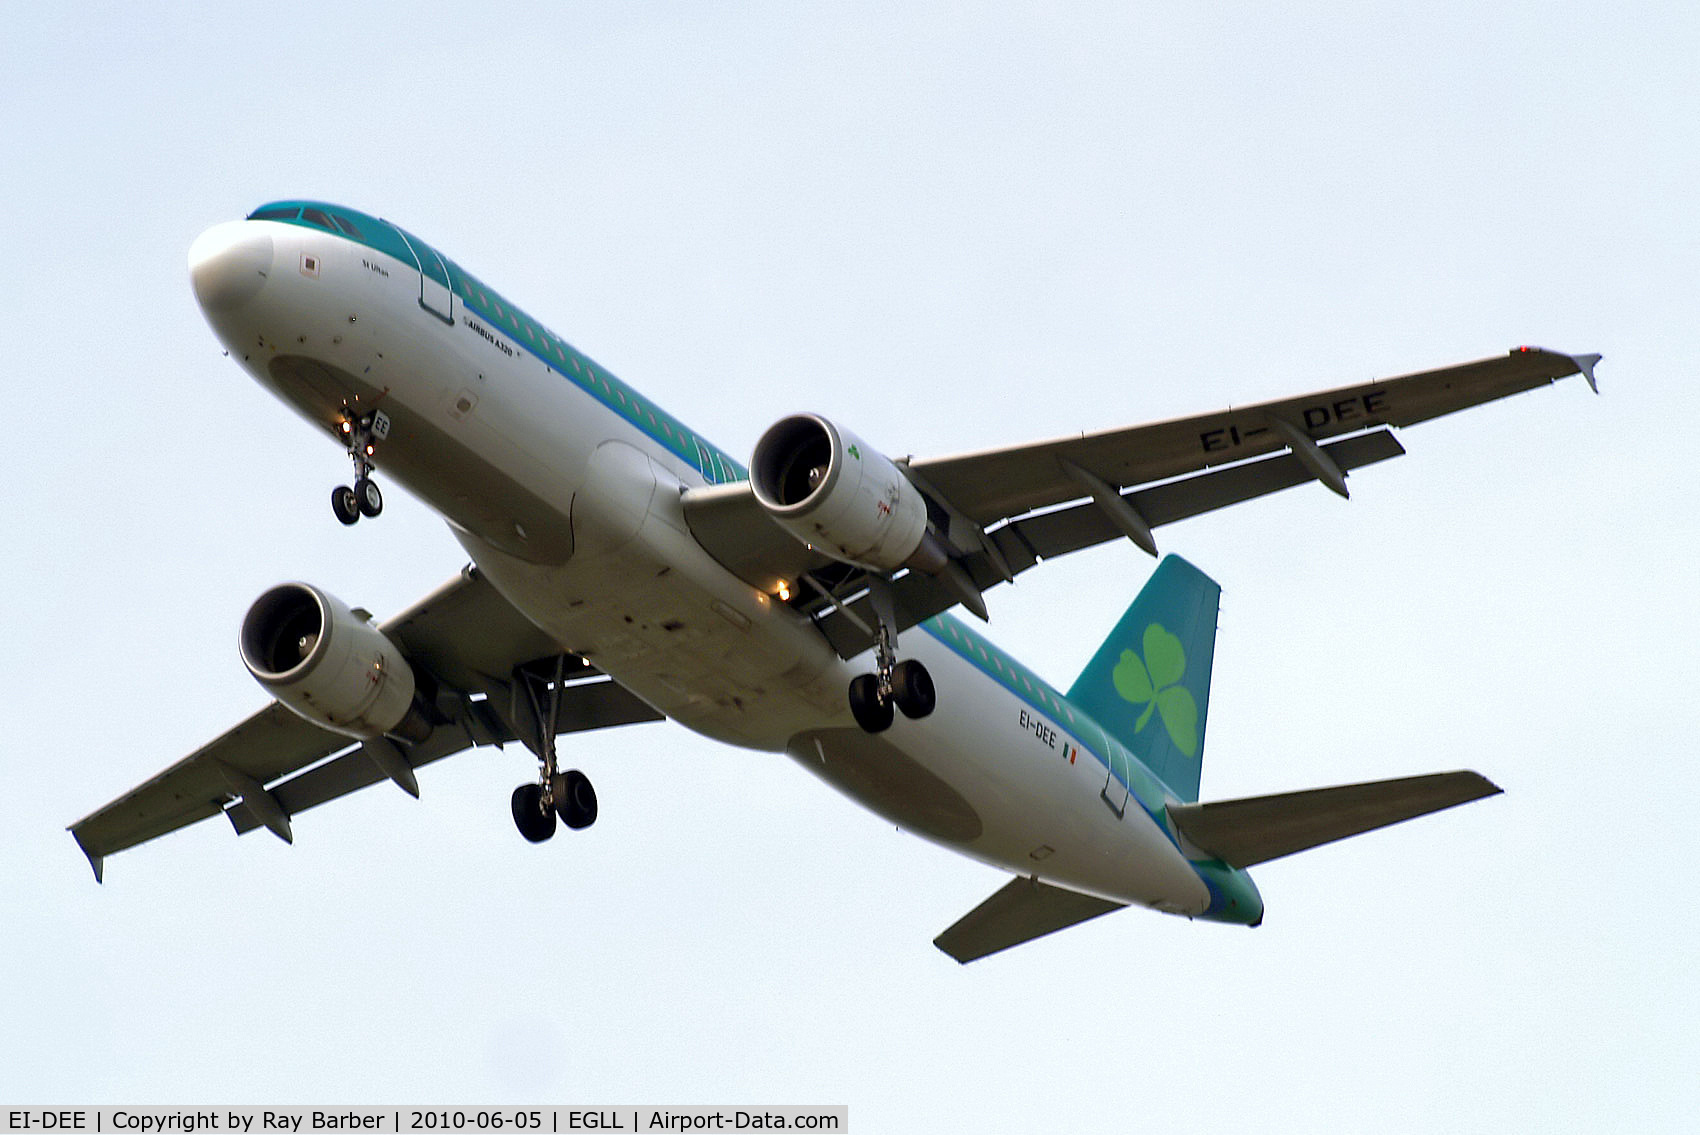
[1194,862,1265,926]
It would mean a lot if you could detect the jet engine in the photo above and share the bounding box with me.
[751,414,949,573]
[240,582,431,742]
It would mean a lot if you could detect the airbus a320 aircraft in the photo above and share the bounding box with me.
[71,201,1599,962]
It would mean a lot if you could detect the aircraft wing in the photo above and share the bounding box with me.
[684,347,1599,657]
[906,347,1598,524]
[69,567,663,880]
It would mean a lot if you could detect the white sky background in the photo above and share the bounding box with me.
[3,2,1696,1129]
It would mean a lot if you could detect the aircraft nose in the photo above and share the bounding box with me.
[188,221,273,312]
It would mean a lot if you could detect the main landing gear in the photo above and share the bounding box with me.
[847,577,937,734]
[332,407,390,526]
[509,656,599,843]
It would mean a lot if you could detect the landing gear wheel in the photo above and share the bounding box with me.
[331,485,361,526]
[891,659,936,719]
[511,783,557,843]
[335,405,389,525]
[555,769,599,830]
[848,673,894,734]
[354,476,383,518]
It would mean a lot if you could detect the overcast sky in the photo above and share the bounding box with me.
[4,3,1696,1131]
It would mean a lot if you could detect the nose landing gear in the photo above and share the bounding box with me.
[332,407,389,525]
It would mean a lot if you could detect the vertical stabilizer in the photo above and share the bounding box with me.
[1066,555,1220,802]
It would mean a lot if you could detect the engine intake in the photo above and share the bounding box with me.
[751,414,940,573]
[240,583,430,742]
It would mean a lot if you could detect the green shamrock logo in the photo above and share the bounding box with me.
[1111,623,1200,757]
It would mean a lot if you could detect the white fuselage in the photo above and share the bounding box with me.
[188,215,1215,916]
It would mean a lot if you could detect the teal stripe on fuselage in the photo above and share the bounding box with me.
[248,200,748,487]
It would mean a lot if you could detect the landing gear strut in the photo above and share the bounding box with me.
[509,656,599,842]
[847,577,936,733]
[332,407,389,525]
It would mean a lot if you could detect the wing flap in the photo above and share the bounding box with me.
[227,732,467,836]
[69,568,664,878]
[909,348,1594,524]
[993,429,1405,572]
[225,678,662,835]
[68,702,349,872]
[803,430,1405,658]
[933,876,1126,964]
[1166,771,1502,869]
[682,351,1593,647]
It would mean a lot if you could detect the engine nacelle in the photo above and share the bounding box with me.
[240,583,428,742]
[751,414,932,573]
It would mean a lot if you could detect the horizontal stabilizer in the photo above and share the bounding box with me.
[934,876,1125,964]
[1167,771,1501,868]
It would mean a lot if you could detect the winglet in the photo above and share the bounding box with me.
[71,829,104,884]
[1572,352,1602,394]
[1514,345,1601,393]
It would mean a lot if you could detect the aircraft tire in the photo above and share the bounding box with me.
[332,485,361,526]
[354,476,383,517]
[848,674,894,733]
[511,783,558,842]
[891,659,936,719]
[557,769,598,830]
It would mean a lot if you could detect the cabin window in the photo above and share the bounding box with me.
[248,205,300,221]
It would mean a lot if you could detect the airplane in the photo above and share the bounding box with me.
[69,199,1600,962]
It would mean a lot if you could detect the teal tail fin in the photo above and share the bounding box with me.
[1066,555,1221,803]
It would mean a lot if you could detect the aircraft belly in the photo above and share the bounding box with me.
[792,633,1211,913]
[456,480,848,752]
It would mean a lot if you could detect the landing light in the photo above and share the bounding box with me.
[775,580,792,602]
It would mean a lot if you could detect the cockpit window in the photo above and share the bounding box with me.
[331,214,363,239]
[247,205,300,221]
[300,207,336,231]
